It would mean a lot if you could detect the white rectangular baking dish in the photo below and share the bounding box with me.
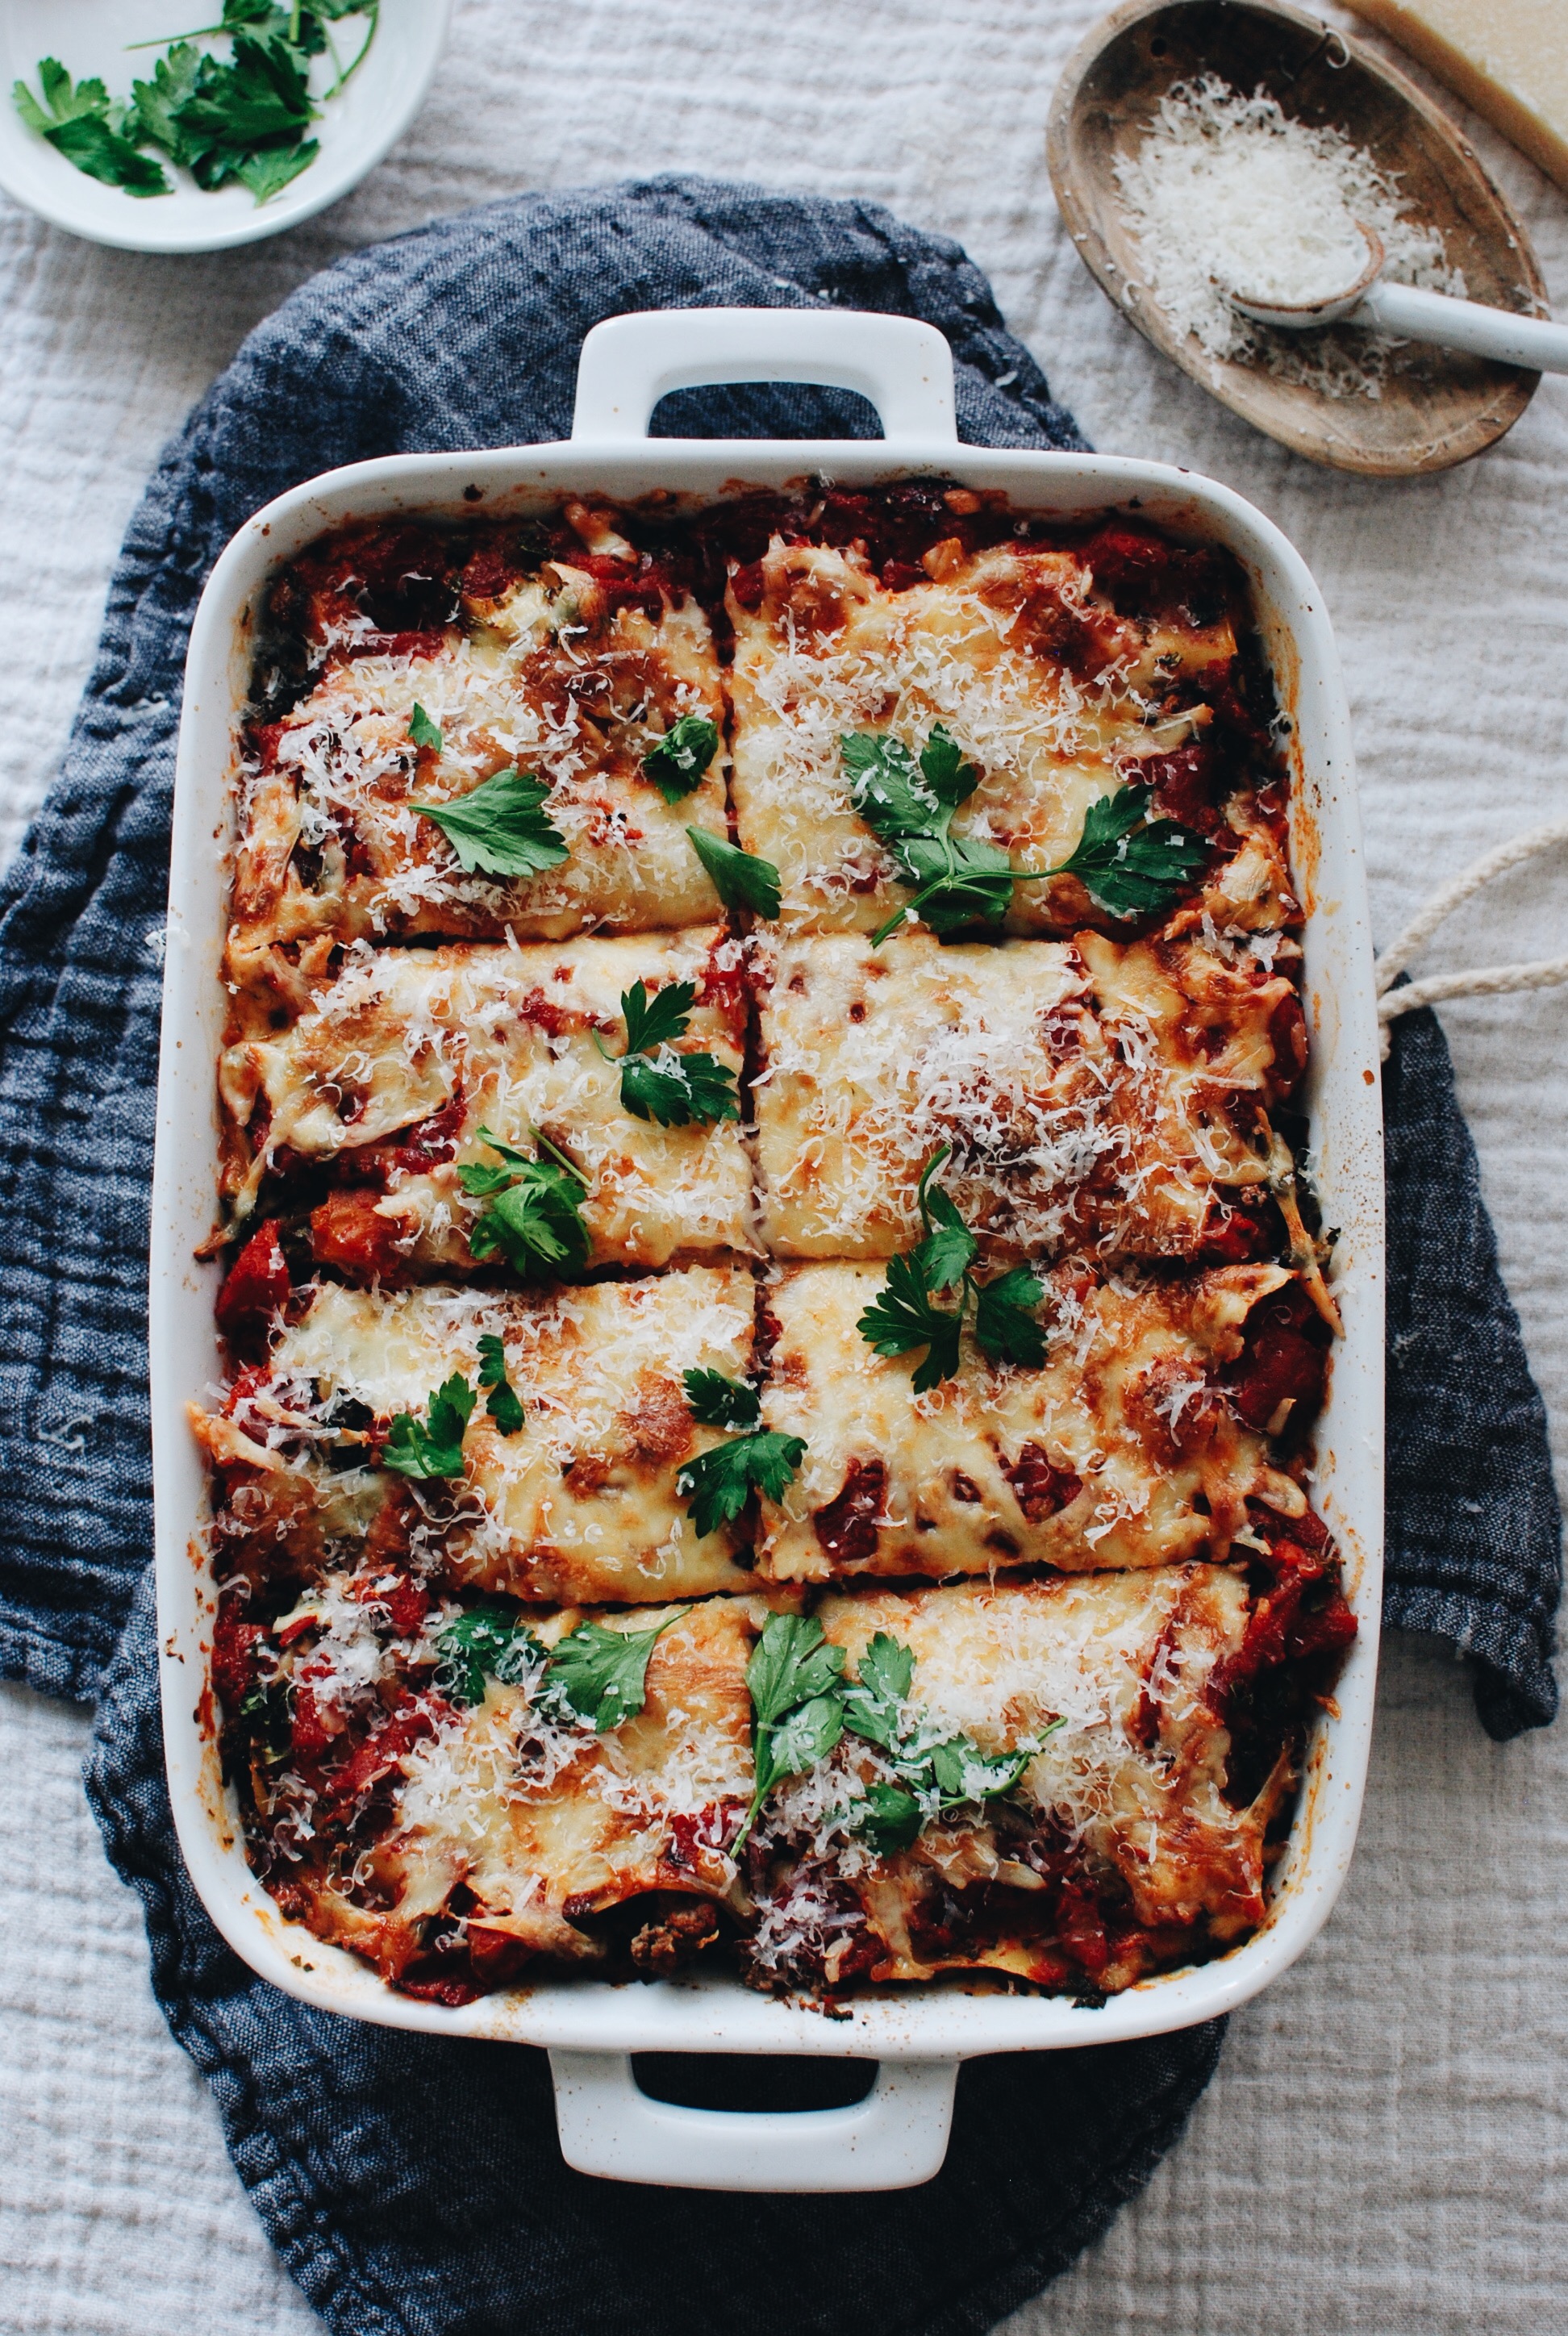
[151,307,1384,2192]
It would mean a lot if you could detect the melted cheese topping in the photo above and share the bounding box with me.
[219,927,753,1269]
[726,536,1291,937]
[756,1260,1307,1580]
[198,1271,760,1605]
[373,1598,756,1973]
[227,584,728,1001]
[753,927,1296,1260]
[753,1571,1273,1985]
[252,1571,1274,1992]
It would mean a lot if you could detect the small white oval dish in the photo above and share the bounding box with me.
[0,0,450,254]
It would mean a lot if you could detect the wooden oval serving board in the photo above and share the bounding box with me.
[1047,0,1549,475]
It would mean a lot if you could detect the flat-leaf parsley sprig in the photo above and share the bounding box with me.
[643,713,719,805]
[14,6,380,207]
[857,1146,1048,1391]
[677,1369,805,1539]
[435,1603,684,1729]
[840,1629,1047,1852]
[382,1372,477,1480]
[413,766,569,881]
[728,1616,1053,1856]
[381,1341,528,1482]
[1045,782,1209,918]
[475,1333,525,1434]
[12,60,171,197]
[605,978,740,1128]
[686,825,782,921]
[841,726,1028,947]
[732,1612,847,1853]
[458,1127,591,1279]
[840,728,1209,939]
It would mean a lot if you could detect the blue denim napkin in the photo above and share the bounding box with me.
[0,177,1556,2336]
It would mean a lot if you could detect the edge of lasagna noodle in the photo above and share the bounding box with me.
[204,484,1353,2010]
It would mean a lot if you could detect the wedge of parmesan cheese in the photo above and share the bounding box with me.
[1345,0,1568,194]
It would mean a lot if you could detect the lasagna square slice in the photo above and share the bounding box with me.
[748,1564,1349,1996]
[725,531,1294,941]
[754,1260,1320,1580]
[230,518,729,996]
[218,927,753,1282]
[752,928,1304,1262]
[196,1269,760,1608]
[225,1594,761,1995]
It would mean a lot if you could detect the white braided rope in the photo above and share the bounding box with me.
[1376,818,1568,1060]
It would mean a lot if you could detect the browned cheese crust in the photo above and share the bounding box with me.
[218,926,753,1275]
[756,1260,1311,1581]
[227,506,730,1024]
[746,1572,1286,1995]
[194,1271,760,1608]
[752,927,1305,1262]
[726,532,1294,940]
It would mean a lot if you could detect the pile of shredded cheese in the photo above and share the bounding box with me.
[1115,73,1467,397]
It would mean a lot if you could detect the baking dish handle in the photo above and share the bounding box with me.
[548,2050,959,2191]
[570,307,959,445]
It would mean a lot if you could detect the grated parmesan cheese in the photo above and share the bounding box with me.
[1115,73,1467,395]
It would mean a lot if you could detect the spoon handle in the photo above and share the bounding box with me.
[1355,280,1568,374]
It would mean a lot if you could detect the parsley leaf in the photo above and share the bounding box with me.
[14,60,173,195]
[857,1780,924,1854]
[644,712,719,805]
[916,724,984,810]
[382,1372,477,1479]
[971,1264,1049,1369]
[621,977,695,1057]
[436,1602,682,1729]
[928,1737,1039,1802]
[408,702,442,753]
[913,1149,977,1291]
[686,825,781,921]
[1045,783,1208,920]
[749,1612,846,1728]
[461,1126,590,1279]
[621,1049,740,1128]
[540,1612,685,1733]
[873,830,1020,946]
[733,1612,848,1850]
[840,732,943,841]
[414,767,569,880]
[840,1629,1057,1853]
[840,1630,914,1750]
[857,1252,964,1393]
[677,1429,806,1540]
[129,44,204,164]
[682,1368,762,1430]
[615,977,740,1127]
[475,1333,524,1435]
[842,725,1039,947]
[858,1148,1045,1385]
[236,136,317,199]
[175,30,315,156]
[435,1605,543,1707]
[15,58,114,131]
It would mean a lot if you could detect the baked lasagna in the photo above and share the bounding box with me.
[203,482,1353,2009]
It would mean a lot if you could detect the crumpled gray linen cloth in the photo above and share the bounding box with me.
[0,177,1556,2336]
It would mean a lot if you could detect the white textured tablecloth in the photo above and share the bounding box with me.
[2,3,1566,2330]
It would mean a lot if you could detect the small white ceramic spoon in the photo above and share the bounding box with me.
[1230,226,1568,373]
